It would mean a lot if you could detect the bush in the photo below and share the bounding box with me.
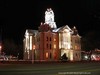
[61,53,68,62]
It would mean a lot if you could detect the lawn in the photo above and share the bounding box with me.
[0,61,100,75]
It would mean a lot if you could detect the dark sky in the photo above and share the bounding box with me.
[1,0,100,44]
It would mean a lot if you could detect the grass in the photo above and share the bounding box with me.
[0,61,100,75]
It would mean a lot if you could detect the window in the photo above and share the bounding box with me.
[54,44,56,49]
[46,52,48,58]
[47,44,48,49]
[54,38,56,42]
[76,53,78,57]
[50,37,51,41]
[75,46,77,50]
[50,44,52,49]
[33,45,35,50]
[46,37,48,41]
[50,53,52,59]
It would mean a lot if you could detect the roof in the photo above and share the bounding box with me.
[52,25,72,32]
[25,29,38,36]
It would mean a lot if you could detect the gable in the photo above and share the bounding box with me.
[57,25,72,33]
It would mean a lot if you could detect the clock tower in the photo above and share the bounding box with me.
[45,8,57,29]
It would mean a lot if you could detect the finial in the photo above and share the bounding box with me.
[73,26,76,29]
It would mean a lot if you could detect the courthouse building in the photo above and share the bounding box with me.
[23,8,81,61]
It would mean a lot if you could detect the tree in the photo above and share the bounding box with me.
[81,30,100,51]
[61,53,68,62]
[2,39,18,56]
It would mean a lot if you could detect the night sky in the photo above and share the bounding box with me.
[1,0,100,44]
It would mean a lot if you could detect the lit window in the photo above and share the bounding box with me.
[68,44,70,49]
[54,44,56,49]
[70,51,73,61]
[33,45,35,50]
[54,38,56,41]
[75,46,77,50]
[46,52,48,58]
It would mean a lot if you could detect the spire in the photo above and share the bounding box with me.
[72,26,78,35]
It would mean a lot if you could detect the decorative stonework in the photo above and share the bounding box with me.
[45,8,57,29]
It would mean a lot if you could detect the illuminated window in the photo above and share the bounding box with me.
[46,52,48,58]
[75,46,77,50]
[33,45,35,50]
[68,44,70,49]
[70,51,73,61]
[54,38,56,41]
[0,45,2,50]
[54,44,56,49]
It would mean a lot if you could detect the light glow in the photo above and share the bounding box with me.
[59,29,71,49]
[25,35,29,50]
[70,51,73,61]
[54,44,56,49]
[46,52,48,58]
[45,8,57,28]
[30,36,32,50]
[54,38,56,41]
[33,45,35,50]
[0,45,2,50]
